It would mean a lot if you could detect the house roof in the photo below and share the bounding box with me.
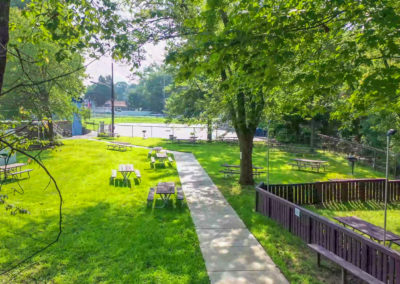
[104,100,127,107]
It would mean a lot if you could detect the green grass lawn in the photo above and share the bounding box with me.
[0,140,207,283]
[104,137,389,283]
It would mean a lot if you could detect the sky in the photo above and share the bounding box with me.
[84,42,166,85]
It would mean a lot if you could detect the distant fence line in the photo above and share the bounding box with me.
[263,179,400,205]
[255,182,400,283]
[318,134,399,176]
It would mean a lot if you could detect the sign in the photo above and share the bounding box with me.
[294,208,301,217]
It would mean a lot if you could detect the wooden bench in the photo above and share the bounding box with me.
[220,170,240,177]
[150,157,156,167]
[177,187,184,200]
[168,157,174,164]
[288,163,304,169]
[308,244,384,284]
[134,169,141,182]
[147,187,155,206]
[9,169,33,178]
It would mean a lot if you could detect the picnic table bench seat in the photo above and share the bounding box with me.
[150,157,156,167]
[168,157,174,164]
[147,187,155,206]
[134,169,141,181]
[9,169,33,178]
[308,244,384,284]
[111,169,117,178]
[176,187,184,200]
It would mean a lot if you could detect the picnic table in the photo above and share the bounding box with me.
[156,152,168,162]
[156,182,175,207]
[0,163,28,180]
[289,158,328,172]
[220,164,266,177]
[107,143,129,151]
[118,164,135,182]
[334,216,400,247]
[153,147,163,152]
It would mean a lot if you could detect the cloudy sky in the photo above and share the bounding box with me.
[84,42,166,85]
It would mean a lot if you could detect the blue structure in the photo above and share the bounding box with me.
[72,98,83,136]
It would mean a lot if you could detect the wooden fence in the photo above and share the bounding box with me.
[255,183,400,283]
[263,179,400,205]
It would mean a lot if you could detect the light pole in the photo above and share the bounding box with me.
[383,129,396,246]
[111,62,115,137]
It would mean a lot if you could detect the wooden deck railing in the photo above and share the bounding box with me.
[255,183,400,283]
[263,179,400,205]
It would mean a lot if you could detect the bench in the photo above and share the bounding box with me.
[9,169,33,178]
[147,187,155,207]
[134,169,141,182]
[150,157,156,167]
[168,157,174,164]
[177,187,184,200]
[220,170,240,177]
[288,163,304,169]
[308,244,384,284]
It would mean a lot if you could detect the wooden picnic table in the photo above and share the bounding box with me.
[220,164,265,177]
[0,163,26,179]
[156,152,168,161]
[334,216,400,247]
[118,164,135,182]
[156,182,175,207]
[290,158,328,172]
[153,147,163,152]
[107,143,128,151]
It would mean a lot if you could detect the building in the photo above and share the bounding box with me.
[103,100,128,111]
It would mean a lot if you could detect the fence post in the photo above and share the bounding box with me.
[359,180,366,202]
[341,182,348,202]
[314,182,322,204]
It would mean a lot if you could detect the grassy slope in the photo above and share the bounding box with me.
[105,137,387,283]
[0,140,207,283]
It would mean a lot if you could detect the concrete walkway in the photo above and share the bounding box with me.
[173,152,288,284]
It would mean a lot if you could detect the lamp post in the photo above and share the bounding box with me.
[383,129,396,246]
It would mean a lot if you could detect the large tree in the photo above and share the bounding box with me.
[2,8,85,141]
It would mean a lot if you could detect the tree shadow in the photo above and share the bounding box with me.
[0,202,207,283]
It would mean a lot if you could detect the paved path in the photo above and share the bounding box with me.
[173,152,288,284]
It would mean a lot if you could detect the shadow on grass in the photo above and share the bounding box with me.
[0,202,207,283]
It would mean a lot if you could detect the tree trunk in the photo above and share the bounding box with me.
[207,119,212,142]
[310,118,315,152]
[239,132,254,185]
[0,0,10,94]
[47,119,55,143]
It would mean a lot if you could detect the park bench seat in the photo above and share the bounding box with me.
[134,169,141,181]
[150,157,156,167]
[10,169,33,178]
[147,187,155,206]
[168,157,174,164]
[220,170,240,177]
[111,169,117,179]
[176,187,184,200]
[308,244,384,284]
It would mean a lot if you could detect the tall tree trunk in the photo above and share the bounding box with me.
[47,119,55,143]
[239,131,254,185]
[0,0,10,94]
[310,117,315,152]
[207,119,212,142]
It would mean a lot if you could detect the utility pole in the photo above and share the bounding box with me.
[111,62,115,137]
